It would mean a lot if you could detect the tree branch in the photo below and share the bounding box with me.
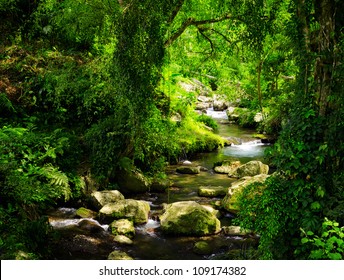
[167,0,185,24]
[164,13,233,47]
[197,27,215,55]
[210,28,232,44]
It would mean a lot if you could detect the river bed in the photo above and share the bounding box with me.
[48,108,268,260]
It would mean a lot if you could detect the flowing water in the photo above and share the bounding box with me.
[48,108,269,260]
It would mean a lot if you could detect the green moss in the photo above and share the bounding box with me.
[75,207,97,219]
[193,241,213,255]
[160,202,221,236]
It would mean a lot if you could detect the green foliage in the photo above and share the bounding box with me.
[21,216,55,257]
[30,0,118,49]
[85,113,131,181]
[0,126,79,205]
[299,218,344,260]
[234,176,290,259]
[0,93,16,117]
[133,107,181,173]
[175,115,225,156]
[237,110,257,128]
[0,125,82,258]
[1,0,343,261]
[0,205,56,259]
[196,114,219,131]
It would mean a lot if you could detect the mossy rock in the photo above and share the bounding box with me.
[228,160,269,178]
[202,205,221,218]
[99,199,150,224]
[113,235,134,245]
[75,207,97,219]
[150,178,172,192]
[110,219,135,239]
[160,201,221,236]
[222,226,252,236]
[198,186,227,197]
[214,160,241,174]
[222,174,269,213]
[176,166,200,174]
[89,190,125,210]
[107,250,133,260]
[116,169,151,194]
[193,241,213,255]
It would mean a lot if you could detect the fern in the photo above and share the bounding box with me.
[37,164,71,201]
[0,93,16,116]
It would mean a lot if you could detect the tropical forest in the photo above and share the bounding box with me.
[0,0,343,260]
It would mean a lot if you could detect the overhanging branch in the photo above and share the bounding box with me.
[164,13,233,47]
[197,27,215,55]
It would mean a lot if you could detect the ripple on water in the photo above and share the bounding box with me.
[49,217,109,231]
[223,140,269,160]
[136,219,161,237]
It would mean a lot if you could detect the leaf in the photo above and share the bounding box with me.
[309,249,324,259]
[301,237,309,244]
[311,201,321,210]
[327,253,342,260]
[314,239,325,247]
[305,109,315,118]
[316,187,325,198]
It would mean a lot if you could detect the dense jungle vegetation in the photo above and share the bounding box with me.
[0,0,343,260]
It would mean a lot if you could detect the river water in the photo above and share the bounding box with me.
[48,108,269,260]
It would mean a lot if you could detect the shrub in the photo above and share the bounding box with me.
[299,218,344,260]
[196,114,219,131]
[0,126,79,206]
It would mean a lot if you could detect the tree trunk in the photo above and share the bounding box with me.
[257,60,264,115]
[314,0,336,117]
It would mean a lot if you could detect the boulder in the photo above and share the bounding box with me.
[228,160,269,178]
[110,219,135,238]
[15,251,34,260]
[176,166,200,174]
[202,205,221,218]
[75,207,97,219]
[222,174,269,213]
[197,95,213,103]
[51,218,106,236]
[117,170,150,194]
[160,201,221,236]
[223,136,242,145]
[199,166,208,172]
[213,160,241,174]
[76,219,106,234]
[191,78,212,95]
[193,241,213,255]
[89,190,125,210]
[254,112,263,123]
[213,95,228,111]
[113,235,134,245]
[178,81,197,93]
[226,107,241,122]
[99,199,150,224]
[178,79,211,96]
[222,226,252,236]
[198,186,227,197]
[108,250,133,260]
[196,102,211,111]
[150,178,172,192]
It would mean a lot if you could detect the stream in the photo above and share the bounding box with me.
[48,108,270,260]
